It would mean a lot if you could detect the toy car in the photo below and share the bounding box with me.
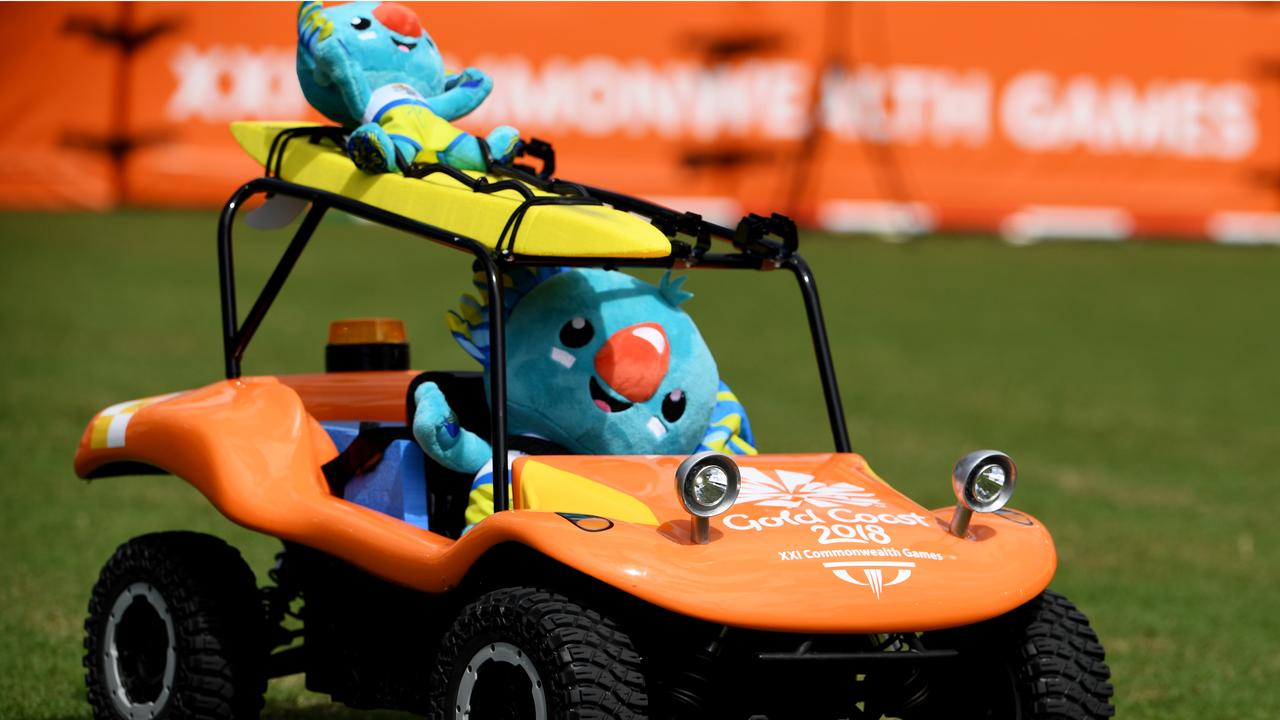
[75,124,1115,719]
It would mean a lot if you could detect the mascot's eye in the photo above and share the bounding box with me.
[662,389,686,423]
[350,17,372,30]
[559,317,594,348]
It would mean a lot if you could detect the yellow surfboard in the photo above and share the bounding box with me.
[230,122,673,259]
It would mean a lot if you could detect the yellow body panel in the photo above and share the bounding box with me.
[230,122,673,259]
[515,459,661,526]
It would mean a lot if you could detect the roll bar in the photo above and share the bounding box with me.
[217,144,850,513]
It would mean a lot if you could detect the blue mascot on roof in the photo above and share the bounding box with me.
[413,268,757,529]
[296,1,521,173]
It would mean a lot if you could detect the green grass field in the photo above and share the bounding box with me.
[1,209,1277,718]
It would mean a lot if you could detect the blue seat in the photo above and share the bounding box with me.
[322,421,430,530]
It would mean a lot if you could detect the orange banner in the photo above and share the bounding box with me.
[3,2,1279,242]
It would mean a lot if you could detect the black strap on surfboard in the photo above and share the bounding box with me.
[264,125,348,180]
[395,141,605,256]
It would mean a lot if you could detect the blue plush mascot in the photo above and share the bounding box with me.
[296,1,521,173]
[414,268,757,528]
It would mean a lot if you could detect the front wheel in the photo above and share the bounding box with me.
[918,588,1115,719]
[430,586,649,720]
[84,532,267,720]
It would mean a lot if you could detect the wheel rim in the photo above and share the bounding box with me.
[102,582,176,720]
[454,641,547,720]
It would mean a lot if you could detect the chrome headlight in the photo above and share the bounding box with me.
[949,450,1017,537]
[675,452,740,543]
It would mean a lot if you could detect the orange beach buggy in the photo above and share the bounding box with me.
[75,125,1115,719]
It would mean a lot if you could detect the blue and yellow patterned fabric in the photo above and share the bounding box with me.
[698,381,757,456]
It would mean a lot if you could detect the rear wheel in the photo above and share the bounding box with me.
[430,586,649,720]
[84,532,267,720]
[919,589,1115,719]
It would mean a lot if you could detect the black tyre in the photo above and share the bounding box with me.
[84,532,267,720]
[920,588,1115,719]
[429,586,648,720]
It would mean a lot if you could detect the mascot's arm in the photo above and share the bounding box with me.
[427,68,494,121]
[412,382,492,474]
[298,2,372,123]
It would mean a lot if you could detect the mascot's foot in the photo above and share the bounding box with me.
[347,124,397,174]
[486,126,522,164]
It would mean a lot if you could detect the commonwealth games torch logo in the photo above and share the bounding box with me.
[823,561,916,599]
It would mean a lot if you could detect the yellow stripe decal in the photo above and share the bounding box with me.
[88,393,181,450]
[90,416,112,449]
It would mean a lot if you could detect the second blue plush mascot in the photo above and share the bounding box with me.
[296,1,521,173]
[414,268,757,528]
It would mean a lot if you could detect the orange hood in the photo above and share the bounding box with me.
[500,453,1057,633]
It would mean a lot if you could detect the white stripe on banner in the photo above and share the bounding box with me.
[817,200,935,236]
[1206,212,1280,246]
[1000,205,1133,245]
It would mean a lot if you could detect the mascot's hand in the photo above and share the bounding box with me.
[443,68,493,95]
[298,2,371,121]
[412,382,491,474]
[432,68,493,121]
[300,9,346,79]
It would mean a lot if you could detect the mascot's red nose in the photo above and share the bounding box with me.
[595,323,670,403]
[373,2,422,37]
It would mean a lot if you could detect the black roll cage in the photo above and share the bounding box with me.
[217,131,850,514]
